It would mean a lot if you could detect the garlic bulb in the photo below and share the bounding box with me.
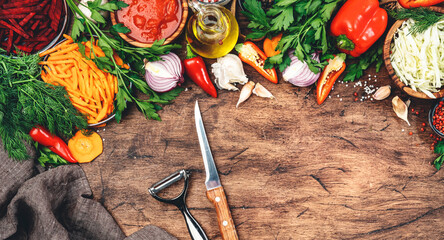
[211,54,248,91]
[392,96,410,126]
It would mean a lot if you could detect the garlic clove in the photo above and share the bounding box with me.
[253,83,275,99]
[373,85,391,100]
[392,96,410,126]
[236,81,255,108]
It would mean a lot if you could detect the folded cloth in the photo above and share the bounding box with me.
[0,147,176,240]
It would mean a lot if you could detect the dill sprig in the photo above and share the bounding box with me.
[390,7,444,34]
[0,49,88,160]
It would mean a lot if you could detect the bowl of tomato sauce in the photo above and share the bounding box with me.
[110,0,188,47]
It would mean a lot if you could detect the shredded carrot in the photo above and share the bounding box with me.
[40,37,119,124]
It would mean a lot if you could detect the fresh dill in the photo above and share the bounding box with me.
[0,49,88,160]
[390,7,444,34]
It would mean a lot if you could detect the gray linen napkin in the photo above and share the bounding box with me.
[0,146,176,240]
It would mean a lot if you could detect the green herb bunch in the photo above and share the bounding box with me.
[0,49,88,160]
[66,0,183,122]
[242,0,386,81]
[242,0,343,73]
[389,7,444,35]
[433,140,444,170]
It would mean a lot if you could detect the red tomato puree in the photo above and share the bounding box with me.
[116,0,182,43]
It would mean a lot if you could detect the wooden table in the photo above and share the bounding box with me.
[81,6,444,240]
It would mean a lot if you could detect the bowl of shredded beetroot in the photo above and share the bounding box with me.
[0,0,69,55]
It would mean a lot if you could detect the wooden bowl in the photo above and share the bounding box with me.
[110,0,188,48]
[383,6,444,99]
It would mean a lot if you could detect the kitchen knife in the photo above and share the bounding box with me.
[194,101,239,240]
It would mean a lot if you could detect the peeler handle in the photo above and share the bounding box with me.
[180,205,209,240]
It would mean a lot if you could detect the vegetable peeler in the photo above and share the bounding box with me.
[149,169,209,240]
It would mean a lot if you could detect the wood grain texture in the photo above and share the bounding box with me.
[207,186,238,240]
[80,5,444,239]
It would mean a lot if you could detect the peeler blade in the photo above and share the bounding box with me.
[194,101,221,190]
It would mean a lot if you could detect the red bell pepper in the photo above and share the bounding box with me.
[398,0,444,8]
[29,126,77,163]
[316,54,346,105]
[183,45,217,98]
[330,0,388,57]
[236,41,278,84]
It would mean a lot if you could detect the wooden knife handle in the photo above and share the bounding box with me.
[206,186,239,240]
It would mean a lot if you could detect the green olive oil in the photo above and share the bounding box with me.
[186,3,239,59]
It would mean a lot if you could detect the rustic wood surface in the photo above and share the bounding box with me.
[81,3,444,239]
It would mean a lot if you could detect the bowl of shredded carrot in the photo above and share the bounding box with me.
[39,34,128,127]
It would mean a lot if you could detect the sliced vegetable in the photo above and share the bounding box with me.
[68,130,103,163]
[330,0,388,57]
[29,126,77,163]
[144,52,184,93]
[263,33,282,58]
[39,35,120,125]
[183,45,217,98]
[212,54,248,91]
[0,0,65,54]
[236,42,278,84]
[316,54,346,105]
[398,0,444,8]
[390,18,444,98]
[282,51,320,87]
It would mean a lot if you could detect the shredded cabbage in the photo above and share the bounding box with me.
[390,18,444,98]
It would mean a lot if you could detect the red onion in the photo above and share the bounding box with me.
[145,52,184,92]
[282,51,320,87]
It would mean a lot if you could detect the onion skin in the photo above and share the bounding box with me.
[282,51,320,87]
[144,53,184,93]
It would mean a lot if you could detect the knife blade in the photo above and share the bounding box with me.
[194,101,239,240]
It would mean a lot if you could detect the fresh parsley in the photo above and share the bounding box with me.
[35,143,69,168]
[433,140,444,170]
[242,0,343,73]
[343,40,384,82]
[66,0,183,122]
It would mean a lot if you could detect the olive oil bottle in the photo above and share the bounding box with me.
[186,0,239,59]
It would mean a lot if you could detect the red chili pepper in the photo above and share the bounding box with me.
[236,41,278,84]
[398,0,444,8]
[183,45,217,98]
[316,54,346,105]
[29,126,77,163]
[330,0,388,57]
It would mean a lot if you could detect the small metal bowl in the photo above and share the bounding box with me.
[428,98,444,138]
[0,0,69,55]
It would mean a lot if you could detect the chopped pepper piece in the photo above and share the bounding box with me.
[236,42,278,84]
[330,0,388,57]
[398,0,444,8]
[316,54,346,105]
